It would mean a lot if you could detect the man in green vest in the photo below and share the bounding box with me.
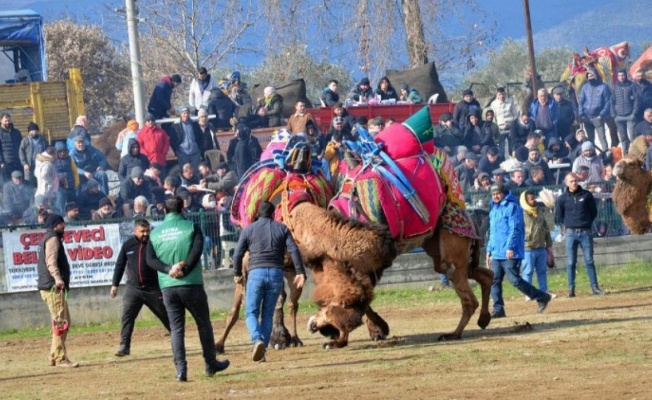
[146,196,229,382]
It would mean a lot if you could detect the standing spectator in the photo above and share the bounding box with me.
[348,77,374,103]
[486,184,552,318]
[434,112,464,157]
[196,109,220,156]
[612,70,638,154]
[19,122,46,182]
[37,214,79,367]
[286,101,316,134]
[232,201,306,362]
[66,115,90,153]
[256,86,283,127]
[374,76,398,101]
[3,170,34,221]
[555,173,606,297]
[320,80,339,107]
[118,139,149,182]
[454,152,479,194]
[552,86,577,143]
[77,179,104,220]
[572,141,604,184]
[510,113,535,155]
[172,107,204,170]
[578,69,613,150]
[148,74,182,120]
[206,87,236,130]
[69,134,109,195]
[115,120,140,158]
[110,219,171,357]
[0,113,23,183]
[137,114,171,176]
[453,89,481,129]
[146,197,230,381]
[490,87,519,156]
[632,68,652,122]
[398,83,422,104]
[520,190,555,297]
[232,123,262,178]
[34,147,59,211]
[530,88,559,146]
[53,142,79,213]
[188,67,218,113]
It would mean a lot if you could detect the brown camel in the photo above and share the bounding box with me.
[613,154,652,234]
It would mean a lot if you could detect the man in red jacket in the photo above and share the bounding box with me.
[137,113,171,176]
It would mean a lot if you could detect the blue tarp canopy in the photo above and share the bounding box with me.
[0,9,46,82]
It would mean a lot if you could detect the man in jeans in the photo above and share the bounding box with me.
[146,197,229,381]
[232,201,306,362]
[110,219,170,357]
[554,172,606,297]
[486,184,552,318]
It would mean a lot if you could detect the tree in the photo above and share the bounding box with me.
[45,19,132,131]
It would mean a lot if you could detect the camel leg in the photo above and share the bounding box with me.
[269,287,291,350]
[471,264,493,330]
[364,305,389,341]
[214,281,244,354]
[284,268,304,347]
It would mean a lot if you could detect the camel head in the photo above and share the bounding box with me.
[613,155,646,183]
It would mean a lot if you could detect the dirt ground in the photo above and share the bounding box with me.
[1,285,651,400]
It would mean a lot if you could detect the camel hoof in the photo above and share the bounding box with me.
[307,316,318,333]
[215,342,225,354]
[370,333,386,341]
[437,333,462,342]
[477,313,491,330]
[274,343,283,351]
[323,343,332,350]
[290,337,303,347]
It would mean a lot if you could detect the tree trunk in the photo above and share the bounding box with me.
[401,0,429,67]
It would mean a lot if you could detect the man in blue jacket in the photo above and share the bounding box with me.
[486,184,552,318]
[530,88,559,146]
[578,69,613,150]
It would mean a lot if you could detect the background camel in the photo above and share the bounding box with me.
[612,154,652,234]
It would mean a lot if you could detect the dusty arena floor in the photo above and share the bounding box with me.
[1,277,652,399]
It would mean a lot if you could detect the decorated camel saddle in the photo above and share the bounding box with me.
[230,133,334,228]
[561,42,630,91]
[329,107,477,252]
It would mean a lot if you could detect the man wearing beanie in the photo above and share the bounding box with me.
[453,89,481,129]
[572,141,604,184]
[119,166,151,205]
[347,77,374,103]
[37,214,79,368]
[19,122,46,182]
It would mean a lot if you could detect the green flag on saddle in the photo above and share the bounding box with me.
[402,106,433,144]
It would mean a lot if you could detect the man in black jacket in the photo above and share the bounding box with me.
[0,113,23,183]
[554,172,606,297]
[232,201,306,362]
[111,219,171,356]
[118,139,150,182]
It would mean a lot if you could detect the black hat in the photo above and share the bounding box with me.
[439,112,452,122]
[465,152,479,161]
[170,74,182,83]
[400,83,409,91]
[99,197,113,208]
[65,202,79,212]
[131,166,144,179]
[145,113,156,122]
[360,77,370,86]
[216,162,229,170]
[27,122,39,132]
[463,89,474,96]
[45,214,65,230]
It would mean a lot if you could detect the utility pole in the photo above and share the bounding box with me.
[125,0,145,126]
[523,0,538,95]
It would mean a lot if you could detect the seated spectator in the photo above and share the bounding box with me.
[320,80,339,107]
[629,128,652,163]
[53,141,79,214]
[525,165,546,187]
[132,195,149,218]
[434,112,464,157]
[286,101,316,134]
[64,202,80,223]
[69,134,109,194]
[118,139,149,182]
[119,166,152,205]
[144,163,163,187]
[207,87,236,130]
[202,162,238,198]
[477,146,504,175]
[256,86,283,127]
[232,123,262,178]
[19,122,46,183]
[115,120,139,158]
[348,77,374,103]
[568,128,589,161]
[543,137,569,163]
[302,120,327,157]
[454,152,479,193]
[327,116,354,144]
[198,162,212,180]
[482,109,500,150]
[508,168,529,189]
[163,176,177,197]
[603,164,615,182]
[451,145,468,168]
[178,189,201,213]
[368,117,385,137]
[77,179,105,220]
[399,83,422,104]
[92,197,116,220]
[3,170,34,221]
[572,141,604,183]
[523,147,553,185]
[173,163,201,206]
[514,132,541,162]
[492,168,507,185]
[22,194,49,225]
[332,102,356,130]
[463,112,484,154]
[510,113,535,154]
[576,165,591,189]
[474,171,492,191]
[34,147,59,211]
[66,115,90,153]
[633,108,652,138]
[375,76,398,101]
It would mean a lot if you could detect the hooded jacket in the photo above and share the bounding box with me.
[34,151,59,198]
[232,125,262,177]
[207,88,236,129]
[510,118,535,151]
[453,98,482,129]
[147,76,174,119]
[579,74,612,119]
[137,123,170,166]
[520,191,552,250]
[487,191,524,260]
[118,139,150,181]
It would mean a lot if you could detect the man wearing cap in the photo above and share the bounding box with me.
[434,112,464,157]
[492,168,506,185]
[111,219,171,357]
[3,170,34,221]
[578,68,613,149]
[348,77,374,103]
[137,114,171,176]
[632,69,652,122]
[147,196,230,381]
[118,139,149,182]
[189,67,217,113]
[201,162,238,198]
[0,113,23,183]
[172,107,204,170]
[572,141,604,184]
[120,166,152,205]
[551,86,577,142]
[455,152,479,194]
[19,122,46,182]
[453,89,481,129]
[148,74,182,120]
[66,116,90,153]
[37,214,79,367]
[612,70,638,154]
[92,197,116,220]
[490,87,519,156]
[70,134,109,195]
[555,173,606,297]
[64,202,80,223]
[486,184,552,318]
